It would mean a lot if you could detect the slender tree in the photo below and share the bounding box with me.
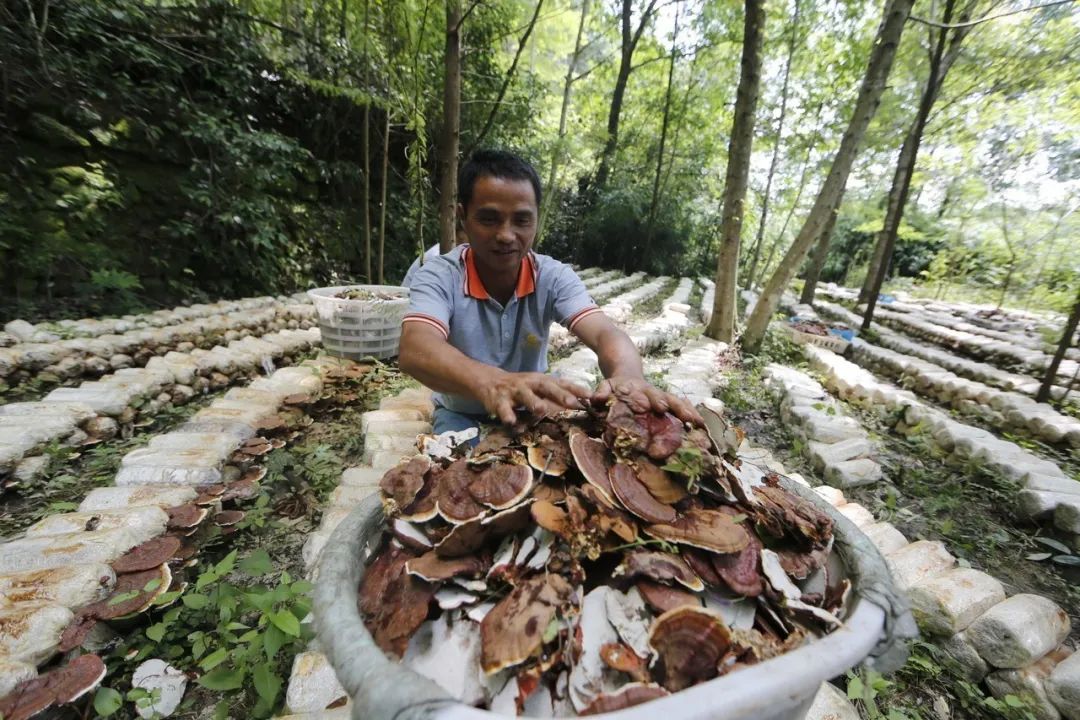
[859,0,974,328]
[1037,288,1080,403]
[468,0,545,155]
[437,0,464,253]
[707,0,765,343]
[742,0,917,353]
[378,113,390,284]
[643,3,680,265]
[361,0,372,281]
[799,206,839,304]
[743,0,802,290]
[539,0,590,241]
[594,0,660,189]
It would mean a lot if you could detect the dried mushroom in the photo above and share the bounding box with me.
[648,606,731,691]
[369,403,844,715]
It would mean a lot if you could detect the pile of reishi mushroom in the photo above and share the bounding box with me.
[364,401,848,716]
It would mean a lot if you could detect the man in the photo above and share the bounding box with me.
[399,150,701,435]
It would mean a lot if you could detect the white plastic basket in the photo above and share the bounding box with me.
[308,285,410,360]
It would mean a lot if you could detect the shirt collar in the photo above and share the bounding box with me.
[461,245,537,300]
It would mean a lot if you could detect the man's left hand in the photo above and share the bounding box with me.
[591,376,704,426]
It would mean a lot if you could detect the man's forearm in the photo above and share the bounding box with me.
[595,326,645,381]
[399,327,503,400]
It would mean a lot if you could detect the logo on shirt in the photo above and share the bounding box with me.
[525,332,541,350]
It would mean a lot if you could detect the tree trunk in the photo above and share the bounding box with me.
[643,4,680,266]
[1036,288,1080,403]
[361,0,372,281]
[438,0,463,253]
[378,112,390,284]
[706,0,765,343]
[741,0,916,354]
[595,0,659,189]
[469,0,545,155]
[743,0,801,290]
[538,0,590,242]
[859,0,969,323]
[799,207,839,304]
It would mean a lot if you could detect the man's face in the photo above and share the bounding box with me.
[459,176,538,275]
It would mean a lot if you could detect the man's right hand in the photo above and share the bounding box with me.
[475,370,591,426]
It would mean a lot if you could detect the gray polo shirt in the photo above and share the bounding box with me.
[402,244,599,415]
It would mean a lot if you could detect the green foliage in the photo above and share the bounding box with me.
[99,549,314,718]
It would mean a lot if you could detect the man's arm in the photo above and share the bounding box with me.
[398,323,590,425]
[571,312,703,425]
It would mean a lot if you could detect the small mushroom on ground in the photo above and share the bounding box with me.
[213,510,245,527]
[165,504,209,530]
[480,573,574,675]
[0,653,107,720]
[111,536,183,574]
[647,606,731,691]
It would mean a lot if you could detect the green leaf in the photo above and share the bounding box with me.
[263,624,286,658]
[213,700,230,720]
[94,687,123,716]
[198,666,246,691]
[239,549,274,577]
[253,662,282,704]
[200,647,228,671]
[108,590,140,606]
[1025,552,1053,561]
[1004,695,1025,708]
[215,550,238,576]
[143,578,162,593]
[1034,537,1072,554]
[1051,554,1080,567]
[847,674,865,701]
[291,580,314,594]
[270,610,301,637]
[145,623,167,642]
[183,594,210,609]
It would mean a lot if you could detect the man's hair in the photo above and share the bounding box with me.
[458,149,542,210]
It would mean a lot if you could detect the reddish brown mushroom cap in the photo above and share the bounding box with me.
[580,683,670,715]
[527,435,572,477]
[405,550,488,582]
[648,606,732,691]
[711,529,765,597]
[751,485,833,546]
[609,463,677,524]
[111,536,183,573]
[92,564,172,619]
[531,500,572,540]
[213,510,245,527]
[636,579,703,614]
[644,509,750,554]
[480,573,574,674]
[604,401,685,461]
[599,642,651,683]
[359,544,435,658]
[380,456,432,516]
[435,516,489,559]
[436,460,487,524]
[165,503,209,530]
[0,654,107,720]
[682,549,723,588]
[468,463,533,510]
[633,458,688,504]
[569,428,616,504]
[614,551,704,592]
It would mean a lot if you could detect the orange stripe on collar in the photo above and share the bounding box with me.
[461,246,537,300]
